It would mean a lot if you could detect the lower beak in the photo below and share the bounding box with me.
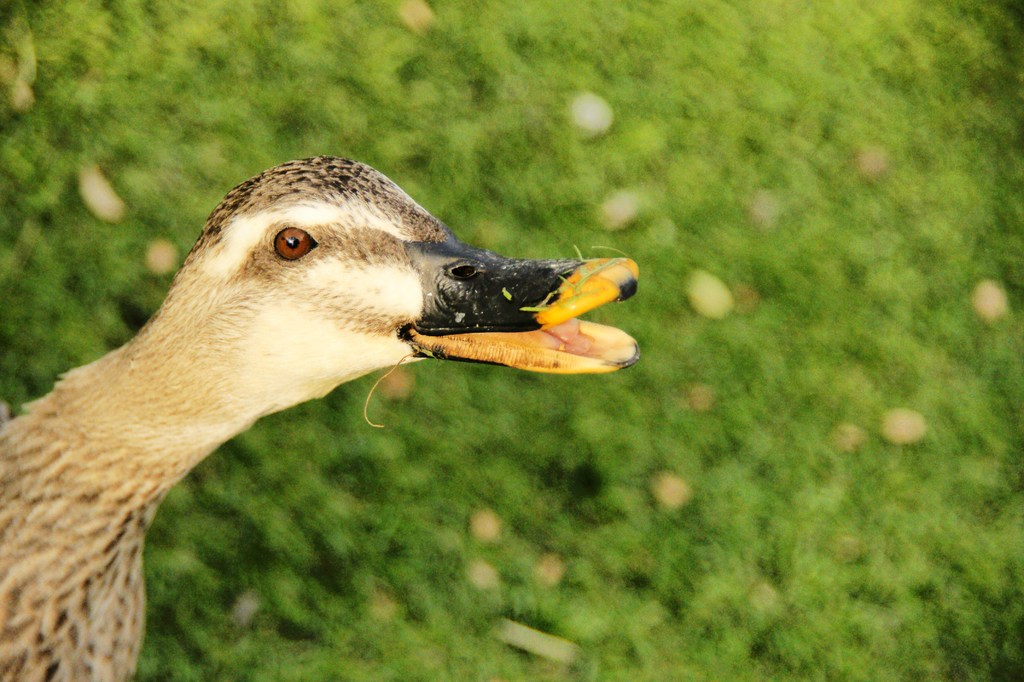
[406,258,639,374]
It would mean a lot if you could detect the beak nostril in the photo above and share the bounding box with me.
[449,264,479,280]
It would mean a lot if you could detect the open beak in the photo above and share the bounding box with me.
[402,238,639,374]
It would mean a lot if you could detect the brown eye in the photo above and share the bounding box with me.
[274,228,317,260]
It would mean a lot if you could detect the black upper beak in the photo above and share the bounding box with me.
[404,237,581,336]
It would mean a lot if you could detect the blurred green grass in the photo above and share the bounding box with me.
[2,0,1023,679]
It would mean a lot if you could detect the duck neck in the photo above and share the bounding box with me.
[14,328,265,503]
[0,324,256,681]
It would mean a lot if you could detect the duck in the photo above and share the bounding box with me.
[0,156,638,681]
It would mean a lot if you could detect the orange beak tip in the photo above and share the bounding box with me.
[534,257,638,328]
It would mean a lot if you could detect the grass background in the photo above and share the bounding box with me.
[2,0,1023,679]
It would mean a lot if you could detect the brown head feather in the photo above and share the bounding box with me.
[189,156,449,260]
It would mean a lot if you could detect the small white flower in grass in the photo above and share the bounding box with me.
[856,146,890,180]
[687,270,734,319]
[571,91,613,136]
[79,165,126,223]
[399,0,435,34]
[972,280,1009,322]
[747,190,780,229]
[600,190,639,230]
[881,408,927,445]
[469,508,501,542]
[145,238,179,275]
[651,471,692,510]
[10,79,33,112]
[831,422,867,453]
[231,590,260,628]
[534,553,566,587]
[467,559,500,589]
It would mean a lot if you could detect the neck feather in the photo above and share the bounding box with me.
[6,330,265,508]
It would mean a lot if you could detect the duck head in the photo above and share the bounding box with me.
[152,157,638,416]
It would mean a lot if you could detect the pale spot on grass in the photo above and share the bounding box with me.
[496,618,580,665]
[0,57,16,84]
[684,383,715,412]
[369,588,398,620]
[467,559,500,589]
[13,25,36,85]
[231,590,260,628]
[3,16,35,113]
[379,366,414,400]
[10,79,33,112]
[648,218,678,246]
[881,408,927,445]
[831,422,867,453]
[733,284,761,313]
[856,146,890,180]
[651,471,692,510]
[398,0,435,33]
[748,580,780,613]
[196,140,228,174]
[834,534,865,563]
[599,190,639,230]
[748,189,780,229]
[469,508,501,542]
[145,238,179,275]
[534,553,566,587]
[972,279,1009,322]
[79,165,126,223]
[687,270,734,319]
[571,91,613,136]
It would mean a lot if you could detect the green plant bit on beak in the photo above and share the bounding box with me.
[531,258,638,329]
[519,288,559,313]
[521,258,629,314]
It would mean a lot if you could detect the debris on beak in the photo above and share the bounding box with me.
[531,258,639,327]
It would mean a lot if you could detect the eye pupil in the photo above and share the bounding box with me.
[274,228,317,260]
[450,264,478,279]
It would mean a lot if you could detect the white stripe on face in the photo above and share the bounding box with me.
[300,260,424,323]
[204,200,410,279]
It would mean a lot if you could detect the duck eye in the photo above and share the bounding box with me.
[449,264,479,280]
[274,228,317,260]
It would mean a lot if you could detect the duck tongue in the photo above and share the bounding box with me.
[542,319,595,355]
